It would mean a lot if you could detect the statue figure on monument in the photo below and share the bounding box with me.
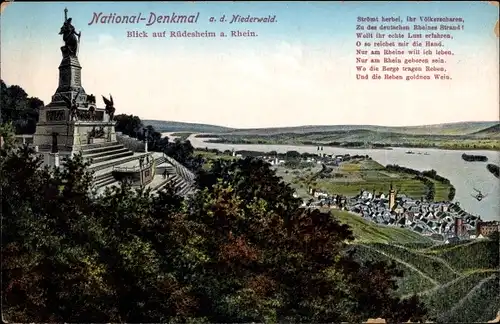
[102,94,116,121]
[59,8,81,57]
[89,105,96,121]
[62,88,81,121]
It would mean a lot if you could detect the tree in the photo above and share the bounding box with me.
[112,114,202,172]
[1,80,44,134]
[448,186,456,201]
[188,158,428,323]
[1,144,428,323]
[426,183,435,201]
[114,114,143,138]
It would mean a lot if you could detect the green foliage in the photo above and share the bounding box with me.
[349,245,435,296]
[349,238,500,323]
[370,243,460,284]
[114,114,204,172]
[418,270,497,321]
[424,240,499,272]
[1,80,44,134]
[2,145,431,322]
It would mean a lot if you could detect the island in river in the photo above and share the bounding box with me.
[462,153,489,162]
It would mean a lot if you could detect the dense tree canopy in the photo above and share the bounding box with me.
[1,80,44,134]
[114,113,204,172]
[1,125,428,323]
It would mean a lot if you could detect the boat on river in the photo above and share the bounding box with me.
[462,153,488,162]
[487,164,499,178]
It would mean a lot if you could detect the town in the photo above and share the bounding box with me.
[252,149,499,243]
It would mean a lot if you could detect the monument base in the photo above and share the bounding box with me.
[34,119,116,154]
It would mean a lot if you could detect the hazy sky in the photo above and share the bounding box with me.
[1,1,498,128]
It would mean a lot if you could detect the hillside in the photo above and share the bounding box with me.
[143,120,233,133]
[473,123,500,137]
[346,236,499,323]
[332,210,432,244]
[223,121,499,136]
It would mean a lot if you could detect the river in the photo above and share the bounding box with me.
[165,133,500,221]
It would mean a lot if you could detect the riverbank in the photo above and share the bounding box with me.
[204,138,500,151]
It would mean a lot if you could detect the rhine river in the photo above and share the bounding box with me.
[173,133,500,222]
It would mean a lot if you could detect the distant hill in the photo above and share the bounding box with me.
[224,121,499,136]
[143,120,234,133]
[142,120,498,136]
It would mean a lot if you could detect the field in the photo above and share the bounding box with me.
[348,237,500,323]
[285,158,452,201]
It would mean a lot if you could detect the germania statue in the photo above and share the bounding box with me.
[59,8,81,57]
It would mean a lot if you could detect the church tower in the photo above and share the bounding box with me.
[389,182,396,210]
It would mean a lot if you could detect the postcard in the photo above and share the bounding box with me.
[1,1,499,323]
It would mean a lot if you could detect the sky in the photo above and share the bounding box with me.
[1,1,499,128]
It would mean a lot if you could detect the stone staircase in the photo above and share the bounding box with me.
[153,155,196,196]
[80,142,134,167]
[93,171,116,188]
[83,141,196,197]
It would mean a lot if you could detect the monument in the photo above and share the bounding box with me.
[31,8,195,196]
[33,8,116,165]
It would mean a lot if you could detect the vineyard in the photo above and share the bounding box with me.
[350,239,499,322]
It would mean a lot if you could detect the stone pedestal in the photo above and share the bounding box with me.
[49,152,60,168]
[48,54,87,108]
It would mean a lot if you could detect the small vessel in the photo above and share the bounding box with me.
[462,153,488,162]
[487,164,499,178]
[406,151,415,154]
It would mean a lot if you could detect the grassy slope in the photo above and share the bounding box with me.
[332,210,431,244]
[347,237,500,323]
[473,123,500,137]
